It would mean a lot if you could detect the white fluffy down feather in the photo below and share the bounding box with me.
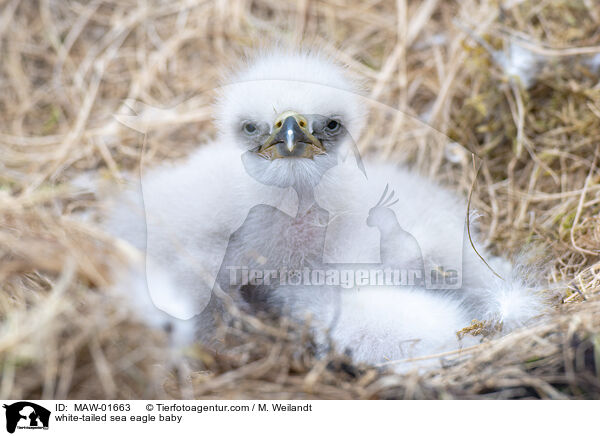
[104,49,549,369]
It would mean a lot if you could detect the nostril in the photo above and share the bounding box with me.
[275,120,282,128]
[299,120,306,128]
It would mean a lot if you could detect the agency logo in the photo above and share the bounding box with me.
[115,86,477,322]
[2,402,50,434]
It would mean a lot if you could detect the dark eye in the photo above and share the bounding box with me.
[243,122,257,134]
[325,119,341,132]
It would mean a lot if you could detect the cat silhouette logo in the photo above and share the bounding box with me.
[3,402,50,433]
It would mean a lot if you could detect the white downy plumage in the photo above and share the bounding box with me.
[104,49,549,369]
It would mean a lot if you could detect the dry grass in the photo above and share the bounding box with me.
[1,0,600,399]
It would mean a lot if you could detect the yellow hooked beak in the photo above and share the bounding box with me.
[256,111,325,160]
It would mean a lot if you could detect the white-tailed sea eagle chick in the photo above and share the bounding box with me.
[104,49,549,368]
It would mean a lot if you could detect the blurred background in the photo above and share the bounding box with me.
[1,0,599,399]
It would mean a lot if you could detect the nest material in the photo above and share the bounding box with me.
[1,0,600,399]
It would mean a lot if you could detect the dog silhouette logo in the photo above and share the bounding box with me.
[3,402,50,433]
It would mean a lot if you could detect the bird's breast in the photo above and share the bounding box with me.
[225,204,329,272]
